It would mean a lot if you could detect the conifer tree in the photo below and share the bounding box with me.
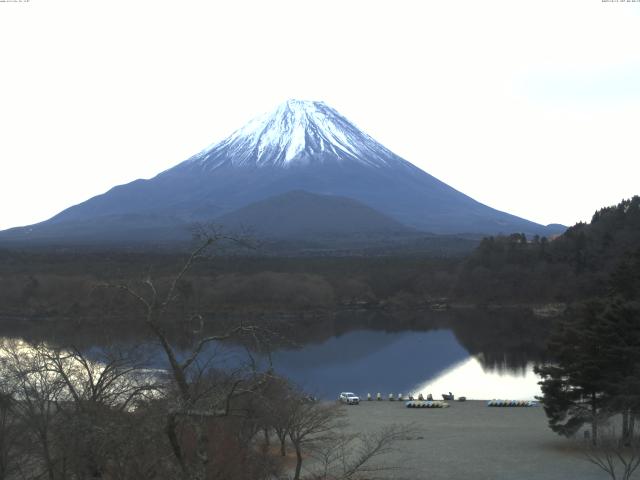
[536,249,640,444]
[535,301,609,444]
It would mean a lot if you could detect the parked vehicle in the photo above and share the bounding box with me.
[338,392,360,405]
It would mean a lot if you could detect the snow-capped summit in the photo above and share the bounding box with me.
[0,99,565,246]
[187,99,407,170]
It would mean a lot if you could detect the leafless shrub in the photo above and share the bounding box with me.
[288,400,345,480]
[583,428,640,480]
[309,425,411,480]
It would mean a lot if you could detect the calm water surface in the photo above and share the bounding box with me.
[204,326,544,400]
[2,310,551,401]
[264,329,541,400]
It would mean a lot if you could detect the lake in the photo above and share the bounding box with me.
[0,308,554,401]
[155,307,553,400]
[210,327,543,400]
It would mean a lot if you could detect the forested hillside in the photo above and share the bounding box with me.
[455,196,640,302]
[0,197,637,318]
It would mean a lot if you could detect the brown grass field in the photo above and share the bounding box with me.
[336,400,614,480]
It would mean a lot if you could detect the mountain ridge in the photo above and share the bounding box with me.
[0,99,565,247]
[184,99,411,170]
[215,190,415,238]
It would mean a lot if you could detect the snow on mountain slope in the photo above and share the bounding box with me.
[185,99,409,170]
[0,99,565,245]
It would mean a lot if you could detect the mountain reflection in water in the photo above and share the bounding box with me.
[268,329,469,398]
[414,357,541,400]
[253,329,542,400]
[0,308,554,400]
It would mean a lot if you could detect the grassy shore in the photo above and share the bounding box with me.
[340,400,609,480]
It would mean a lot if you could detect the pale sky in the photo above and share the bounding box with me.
[1,0,639,230]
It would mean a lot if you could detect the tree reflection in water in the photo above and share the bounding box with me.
[0,308,554,400]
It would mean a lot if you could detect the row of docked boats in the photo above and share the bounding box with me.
[405,400,449,408]
[405,399,537,409]
[367,392,462,401]
[487,399,537,407]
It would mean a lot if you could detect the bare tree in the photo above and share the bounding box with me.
[42,344,159,412]
[259,375,297,457]
[0,338,169,480]
[309,425,410,480]
[104,401,179,480]
[583,429,640,480]
[287,400,345,480]
[0,339,67,480]
[0,386,24,480]
[40,344,162,479]
[103,233,273,480]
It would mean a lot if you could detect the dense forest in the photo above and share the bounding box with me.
[0,197,638,319]
[0,251,459,318]
[456,196,640,302]
[532,199,640,454]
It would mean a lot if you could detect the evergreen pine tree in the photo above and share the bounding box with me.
[535,301,609,444]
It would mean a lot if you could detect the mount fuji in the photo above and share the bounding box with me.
[0,99,563,247]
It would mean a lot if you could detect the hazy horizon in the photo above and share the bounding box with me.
[1,0,639,230]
